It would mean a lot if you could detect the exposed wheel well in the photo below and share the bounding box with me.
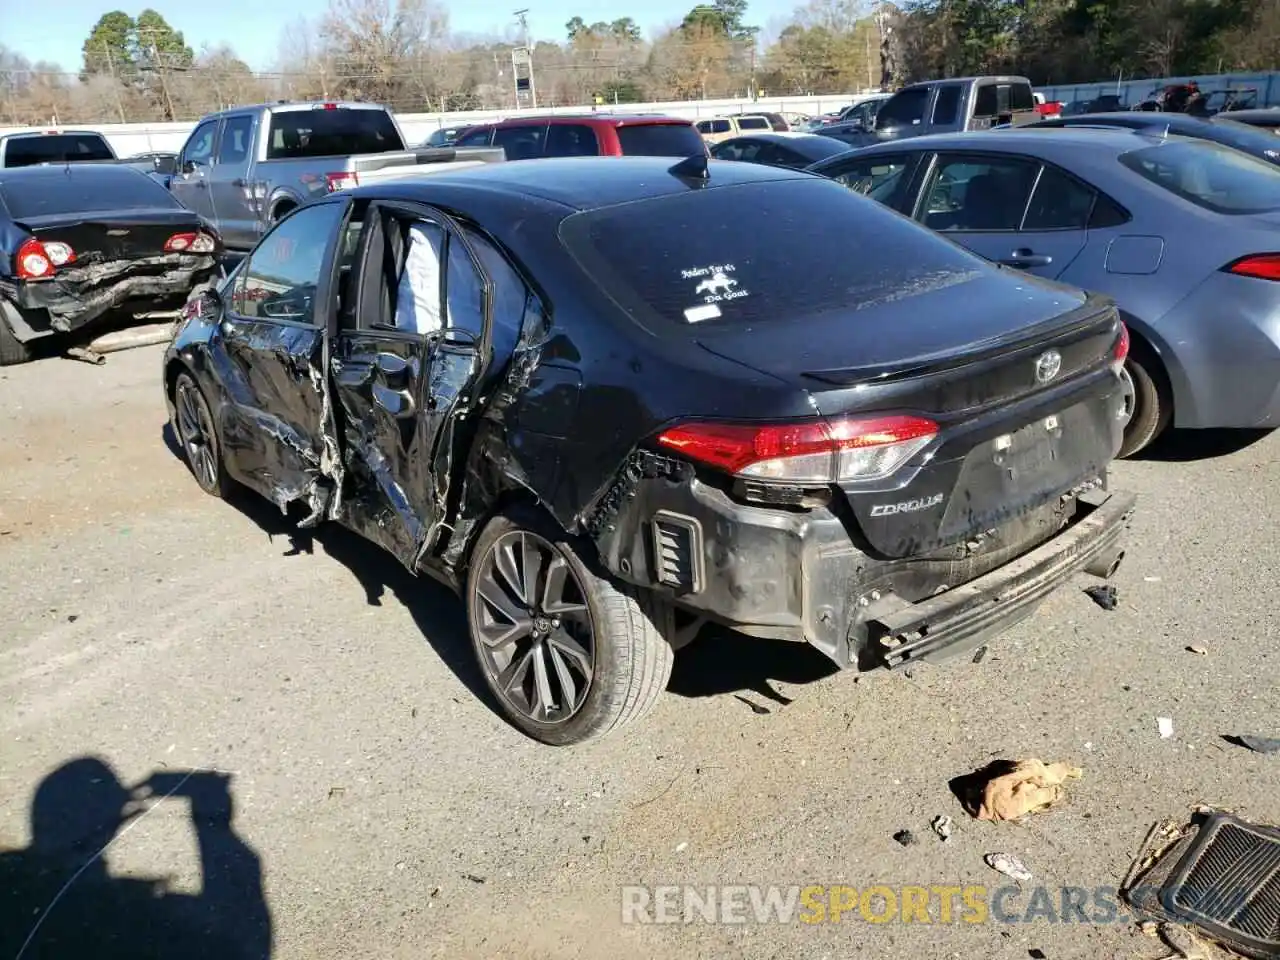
[270,200,297,222]
[452,486,583,581]
[164,358,190,402]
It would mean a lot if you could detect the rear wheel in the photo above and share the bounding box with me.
[466,511,675,746]
[172,371,234,497]
[1117,353,1170,458]
[0,301,33,366]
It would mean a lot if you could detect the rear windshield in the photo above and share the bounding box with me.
[266,107,404,159]
[0,167,179,219]
[1119,140,1280,214]
[615,123,706,157]
[2,134,114,168]
[559,177,984,333]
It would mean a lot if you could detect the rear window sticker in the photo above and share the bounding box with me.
[680,263,750,304]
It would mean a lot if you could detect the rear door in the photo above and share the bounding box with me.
[171,118,220,222]
[816,151,925,212]
[208,113,259,249]
[216,198,349,501]
[910,152,1088,280]
[544,123,601,157]
[330,200,494,569]
[493,123,549,161]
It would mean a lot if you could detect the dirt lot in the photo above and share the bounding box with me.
[1,344,1277,959]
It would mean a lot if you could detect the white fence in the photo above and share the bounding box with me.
[0,94,868,157]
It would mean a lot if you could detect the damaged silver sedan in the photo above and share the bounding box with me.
[165,158,1134,745]
[0,163,221,365]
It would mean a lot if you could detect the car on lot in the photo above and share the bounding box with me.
[454,114,707,159]
[163,155,1133,744]
[1023,111,1280,165]
[694,114,782,144]
[0,129,116,168]
[1219,108,1280,133]
[808,127,1280,456]
[0,163,221,365]
[709,132,850,169]
[421,125,474,148]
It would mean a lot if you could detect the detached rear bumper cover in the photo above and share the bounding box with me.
[869,491,1136,667]
[5,254,215,339]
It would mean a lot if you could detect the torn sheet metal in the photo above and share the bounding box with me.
[1124,811,1280,959]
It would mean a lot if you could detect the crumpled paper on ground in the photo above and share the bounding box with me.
[975,758,1083,822]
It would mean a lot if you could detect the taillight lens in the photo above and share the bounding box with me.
[1225,253,1280,281]
[1112,321,1129,373]
[165,231,217,254]
[15,238,55,279]
[656,414,938,484]
[325,171,359,192]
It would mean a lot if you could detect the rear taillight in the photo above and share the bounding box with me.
[1225,253,1280,281]
[14,238,64,279]
[164,231,217,254]
[1112,321,1130,374]
[325,171,359,192]
[656,414,938,484]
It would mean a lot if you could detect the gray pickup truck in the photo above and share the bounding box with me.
[169,101,503,252]
[824,76,1039,149]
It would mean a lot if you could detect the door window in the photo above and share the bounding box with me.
[392,221,447,335]
[738,116,770,131]
[932,85,962,125]
[216,116,253,165]
[876,88,929,128]
[544,124,599,157]
[493,124,547,160]
[708,119,731,134]
[230,202,346,324]
[445,235,485,337]
[182,120,218,169]
[463,226,529,361]
[828,155,915,210]
[1022,164,1097,230]
[456,127,493,147]
[920,155,1039,231]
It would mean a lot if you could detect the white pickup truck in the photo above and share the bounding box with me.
[169,101,503,253]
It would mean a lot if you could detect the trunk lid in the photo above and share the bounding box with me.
[698,278,1124,558]
[20,208,204,263]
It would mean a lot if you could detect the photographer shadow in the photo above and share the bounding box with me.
[0,756,272,959]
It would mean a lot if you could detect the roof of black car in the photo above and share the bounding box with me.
[362,155,814,211]
[0,162,149,186]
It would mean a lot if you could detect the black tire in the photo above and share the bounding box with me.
[172,370,234,498]
[466,509,675,746]
[1117,353,1170,458]
[0,302,32,366]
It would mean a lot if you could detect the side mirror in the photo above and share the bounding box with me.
[181,159,198,175]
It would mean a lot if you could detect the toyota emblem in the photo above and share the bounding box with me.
[1034,350,1063,384]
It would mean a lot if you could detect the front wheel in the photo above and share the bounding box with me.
[466,511,675,746]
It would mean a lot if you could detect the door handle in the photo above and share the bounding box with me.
[374,351,416,386]
[1000,248,1053,268]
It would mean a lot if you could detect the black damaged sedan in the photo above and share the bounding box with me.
[164,155,1135,745]
[0,163,221,364]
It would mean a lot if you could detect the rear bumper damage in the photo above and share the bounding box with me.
[591,455,1135,670]
[2,254,215,341]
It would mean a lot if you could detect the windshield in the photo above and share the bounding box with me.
[559,177,984,335]
[266,107,404,159]
[1119,140,1280,214]
[615,124,706,157]
[2,134,114,168]
[0,166,179,218]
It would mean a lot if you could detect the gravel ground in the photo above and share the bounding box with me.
[1,344,1277,959]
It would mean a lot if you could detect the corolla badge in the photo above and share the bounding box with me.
[1034,349,1063,384]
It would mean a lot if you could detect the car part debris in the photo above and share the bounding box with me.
[893,829,916,847]
[955,758,1083,822]
[985,852,1032,883]
[1186,645,1208,656]
[1084,583,1118,610]
[1124,811,1280,960]
[65,345,106,366]
[1155,922,1210,960]
[1158,717,1175,739]
[972,645,988,664]
[931,815,953,841]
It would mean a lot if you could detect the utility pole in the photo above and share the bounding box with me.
[101,39,127,122]
[141,30,175,121]
[511,8,536,110]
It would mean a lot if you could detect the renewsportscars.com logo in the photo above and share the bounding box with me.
[621,884,1175,925]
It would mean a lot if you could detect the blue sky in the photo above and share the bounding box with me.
[4,0,800,74]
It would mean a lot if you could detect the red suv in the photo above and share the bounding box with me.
[454,114,708,160]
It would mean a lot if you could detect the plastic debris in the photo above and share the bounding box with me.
[972,646,988,664]
[969,759,1083,822]
[931,815,953,841]
[1084,584,1118,611]
[1185,645,1208,656]
[893,829,917,847]
[984,852,1033,883]
[1231,735,1280,755]
[675,841,689,853]
[1158,717,1175,739]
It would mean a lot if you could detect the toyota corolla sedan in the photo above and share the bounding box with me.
[810,127,1280,456]
[164,156,1133,744]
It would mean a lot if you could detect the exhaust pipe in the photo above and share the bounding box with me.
[1084,547,1125,579]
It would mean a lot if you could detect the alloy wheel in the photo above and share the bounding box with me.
[472,530,595,725]
[1117,363,1137,427]
[175,378,219,492]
